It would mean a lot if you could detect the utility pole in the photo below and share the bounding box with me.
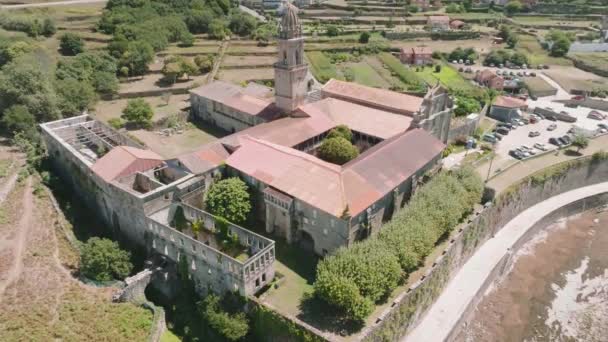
[485,152,495,183]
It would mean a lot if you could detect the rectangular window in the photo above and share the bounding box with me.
[330,219,335,228]
[313,210,317,218]
[262,273,267,282]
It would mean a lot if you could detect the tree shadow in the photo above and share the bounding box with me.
[564,149,582,157]
[297,293,364,336]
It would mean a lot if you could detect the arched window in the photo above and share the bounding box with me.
[283,51,287,64]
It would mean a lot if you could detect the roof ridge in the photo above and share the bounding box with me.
[342,129,418,169]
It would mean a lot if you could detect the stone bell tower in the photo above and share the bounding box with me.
[274,2,308,113]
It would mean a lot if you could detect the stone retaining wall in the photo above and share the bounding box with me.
[357,156,608,341]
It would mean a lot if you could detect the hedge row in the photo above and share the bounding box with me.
[314,168,484,321]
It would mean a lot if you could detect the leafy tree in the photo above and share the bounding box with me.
[504,0,523,15]
[326,125,353,141]
[80,237,133,281]
[42,18,56,37]
[229,12,258,37]
[55,78,97,117]
[326,25,339,37]
[199,294,249,341]
[59,33,85,56]
[121,98,154,128]
[162,61,182,84]
[359,31,370,44]
[572,134,589,152]
[1,105,36,136]
[185,9,215,33]
[180,32,195,47]
[446,3,463,13]
[194,54,215,73]
[0,41,34,66]
[208,19,229,40]
[317,137,359,165]
[120,40,154,76]
[435,64,442,73]
[205,177,251,224]
[550,37,571,57]
[454,96,481,116]
[0,55,60,123]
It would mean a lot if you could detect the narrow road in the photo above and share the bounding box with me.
[0,177,33,303]
[405,182,608,342]
[0,0,107,10]
[206,40,229,84]
[0,171,19,205]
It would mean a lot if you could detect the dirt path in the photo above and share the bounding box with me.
[0,177,33,303]
[208,40,229,84]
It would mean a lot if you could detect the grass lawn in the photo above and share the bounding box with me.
[341,61,390,88]
[377,52,426,92]
[515,35,572,67]
[306,51,338,82]
[415,63,484,96]
[261,238,318,319]
[569,53,608,77]
[511,15,597,28]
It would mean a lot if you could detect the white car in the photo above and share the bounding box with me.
[534,143,548,151]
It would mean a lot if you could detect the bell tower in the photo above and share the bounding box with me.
[274,2,308,113]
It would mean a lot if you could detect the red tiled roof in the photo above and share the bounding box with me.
[450,20,465,28]
[299,98,413,140]
[493,96,527,109]
[189,81,282,120]
[176,142,230,174]
[412,46,432,55]
[322,79,424,116]
[477,69,498,82]
[91,146,164,182]
[225,129,444,217]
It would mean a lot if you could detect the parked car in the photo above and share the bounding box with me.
[510,150,525,159]
[495,127,510,135]
[483,134,497,143]
[599,123,608,130]
[530,72,537,77]
[599,128,608,134]
[588,110,607,120]
[561,135,572,144]
[528,131,540,137]
[546,115,557,122]
[549,137,563,147]
[494,132,504,140]
[534,143,548,151]
[557,136,568,145]
[521,117,530,124]
[547,124,557,131]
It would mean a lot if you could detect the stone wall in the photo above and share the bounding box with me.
[357,156,608,342]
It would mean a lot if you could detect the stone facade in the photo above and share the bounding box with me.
[40,115,275,297]
[189,93,267,133]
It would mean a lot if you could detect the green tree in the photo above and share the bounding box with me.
[185,9,215,34]
[359,31,370,44]
[454,96,481,116]
[435,64,442,73]
[446,3,463,13]
[550,37,571,57]
[317,137,359,165]
[572,134,589,153]
[59,33,85,56]
[199,294,249,341]
[209,19,229,40]
[119,40,154,77]
[326,25,339,37]
[1,104,36,136]
[121,98,154,128]
[194,54,215,73]
[42,18,56,37]
[229,12,258,37]
[205,177,251,224]
[180,32,195,47]
[504,0,523,15]
[162,61,182,84]
[55,78,97,117]
[80,237,133,281]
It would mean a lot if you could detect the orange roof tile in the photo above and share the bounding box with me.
[494,96,527,109]
[322,79,424,116]
[91,146,164,182]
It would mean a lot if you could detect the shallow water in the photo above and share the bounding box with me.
[458,209,608,342]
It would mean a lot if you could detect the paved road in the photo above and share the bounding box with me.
[404,181,608,342]
[0,0,107,10]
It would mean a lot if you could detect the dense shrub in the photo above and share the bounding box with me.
[359,31,370,44]
[326,125,353,141]
[121,98,153,128]
[317,137,359,165]
[0,13,56,37]
[205,178,251,224]
[59,33,85,56]
[199,294,249,341]
[313,168,483,321]
[80,237,133,281]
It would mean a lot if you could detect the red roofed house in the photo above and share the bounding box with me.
[400,46,434,65]
[428,15,450,31]
[475,69,504,90]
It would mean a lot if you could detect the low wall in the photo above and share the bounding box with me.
[358,155,608,341]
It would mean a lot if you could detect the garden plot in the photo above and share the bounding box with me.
[222,55,276,68]
[338,60,391,88]
[217,68,274,83]
[545,66,608,93]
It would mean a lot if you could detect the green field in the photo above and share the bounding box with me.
[377,52,426,92]
[515,35,572,67]
[511,16,596,28]
[342,61,390,88]
[569,53,608,77]
[414,63,484,97]
[306,51,338,83]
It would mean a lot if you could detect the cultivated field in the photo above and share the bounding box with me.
[544,66,608,93]
[569,53,608,78]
